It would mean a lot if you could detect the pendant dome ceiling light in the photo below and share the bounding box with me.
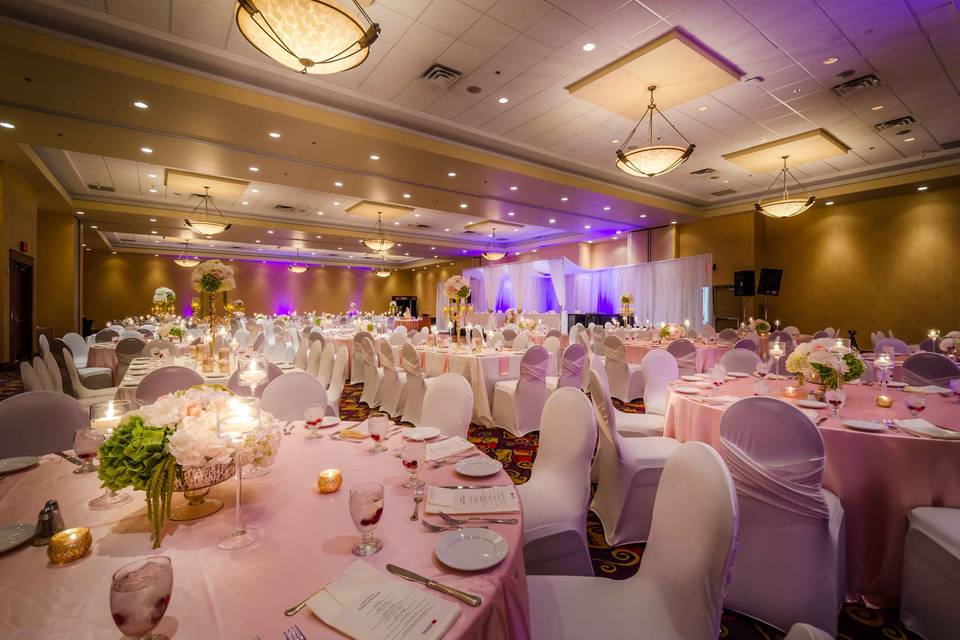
[755,155,816,218]
[362,212,395,252]
[184,186,231,235]
[374,252,391,278]
[288,247,309,273]
[237,0,380,76]
[616,86,695,178]
[173,239,200,268]
[481,227,506,262]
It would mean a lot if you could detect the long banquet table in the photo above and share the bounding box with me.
[663,376,960,606]
[0,423,530,639]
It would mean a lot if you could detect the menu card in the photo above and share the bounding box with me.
[308,560,461,640]
[425,437,473,462]
[895,419,960,440]
[425,485,520,515]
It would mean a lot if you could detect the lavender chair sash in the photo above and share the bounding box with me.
[558,354,585,388]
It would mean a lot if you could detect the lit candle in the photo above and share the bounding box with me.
[317,469,342,494]
[91,401,123,432]
[683,319,690,327]
[218,398,260,438]
[929,329,939,340]
[775,319,780,328]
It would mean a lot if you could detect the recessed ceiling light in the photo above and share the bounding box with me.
[267,229,274,234]
[671,221,677,224]
[639,214,647,218]
[560,196,568,202]
[249,166,259,172]
[871,104,885,111]
[140,147,153,154]
[917,186,928,191]
[584,225,591,229]
[269,131,281,138]
[316,235,322,239]
[444,227,450,232]
[153,254,158,257]
[548,218,556,223]
[255,239,261,243]
[509,186,518,191]
[792,88,801,94]
[251,188,259,193]
[430,246,436,250]
[82,243,86,247]
[587,240,592,244]
[462,249,467,253]
[369,154,380,160]
[904,137,915,142]
[337,246,342,250]
[205,235,212,239]
[615,230,622,235]
[498,97,509,104]
[393,221,400,225]
[825,201,835,205]
[447,172,456,177]
[822,56,839,65]
[459,203,468,209]
[414,213,421,217]
[402,193,411,198]
[696,105,708,112]
[333,201,340,206]
[0,121,15,129]
[149,218,157,222]
[405,252,409,256]
[602,206,611,211]
[133,101,149,109]
[150,230,157,234]
[611,139,619,144]
[581,43,596,52]
[242,201,249,205]
[148,188,158,193]
[90,225,98,229]
[317,211,324,215]
[112,251,116,255]
[76,211,84,215]
[507,211,515,216]
[147,173,157,178]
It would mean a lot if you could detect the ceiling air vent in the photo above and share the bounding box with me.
[274,204,295,211]
[87,183,115,192]
[689,167,716,175]
[831,74,880,97]
[940,139,960,150]
[874,115,916,132]
[463,229,477,234]
[412,223,431,229]
[710,189,737,196]
[421,63,462,89]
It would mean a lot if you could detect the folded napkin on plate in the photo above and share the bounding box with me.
[338,422,369,440]
[700,395,740,405]
[903,385,952,394]
[895,419,960,440]
[308,560,460,640]
[425,485,520,515]
[426,436,473,462]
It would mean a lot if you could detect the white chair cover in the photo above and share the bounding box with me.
[350,332,370,385]
[38,334,50,356]
[62,332,88,367]
[874,337,910,355]
[43,349,63,393]
[358,337,383,408]
[542,336,561,377]
[719,348,763,374]
[492,345,548,436]
[717,328,738,343]
[20,361,43,392]
[0,391,88,458]
[513,333,530,351]
[292,336,309,369]
[603,335,644,402]
[400,343,431,427]
[642,349,679,416]
[261,372,328,421]
[388,332,407,346]
[135,367,204,406]
[32,356,54,391]
[783,325,800,337]
[233,328,250,349]
[61,349,117,406]
[555,343,586,390]
[901,507,960,640]
[377,340,408,418]
[666,338,697,374]
[421,373,473,438]
[316,342,336,387]
[733,338,757,351]
[501,328,518,348]
[115,337,146,381]
[325,346,349,417]
[306,343,324,378]
[519,388,597,576]
[784,623,834,640]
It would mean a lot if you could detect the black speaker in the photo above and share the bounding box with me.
[734,270,755,297]
[757,268,783,296]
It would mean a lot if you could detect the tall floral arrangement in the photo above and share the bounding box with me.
[191,260,236,294]
[619,292,635,321]
[444,275,471,301]
[785,339,865,390]
[152,287,176,317]
[443,275,472,346]
[749,318,771,335]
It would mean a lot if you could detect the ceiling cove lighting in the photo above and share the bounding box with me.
[362,212,395,252]
[184,186,232,235]
[288,247,309,273]
[615,86,695,178]
[236,0,380,75]
[481,227,506,262]
[755,155,816,219]
[173,240,201,268]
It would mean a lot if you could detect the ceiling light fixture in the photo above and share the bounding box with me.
[184,186,232,235]
[141,147,153,154]
[369,154,380,160]
[236,0,380,75]
[825,201,835,206]
[917,186,928,191]
[362,212,395,252]
[174,239,201,267]
[481,227,506,261]
[871,104,884,111]
[447,171,456,177]
[133,101,149,109]
[288,247,309,273]
[498,97,509,104]
[509,186,517,191]
[459,203,468,209]
[0,121,15,129]
[581,43,596,52]
[402,193,411,198]
[822,56,839,65]
[616,86,695,178]
[249,166,259,172]
[755,155,815,218]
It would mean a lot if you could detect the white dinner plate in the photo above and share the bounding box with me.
[728,372,750,378]
[319,416,340,428]
[0,456,39,475]
[278,363,295,370]
[844,420,887,433]
[672,385,702,395]
[455,457,503,478]
[681,375,702,382]
[800,409,819,422]
[0,523,34,554]
[403,427,441,441]
[796,399,828,409]
[435,528,508,571]
[887,381,908,388]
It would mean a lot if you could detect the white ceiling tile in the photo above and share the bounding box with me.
[461,0,498,11]
[395,21,455,60]
[638,0,695,18]
[460,15,520,54]
[106,1,170,29]
[378,0,432,20]
[358,66,413,100]
[472,54,531,87]
[417,0,482,39]
[557,0,630,25]
[378,46,434,77]
[594,2,662,42]
[436,40,491,75]
[172,22,228,47]
[172,0,230,33]
[667,0,737,32]
[525,7,588,48]
[365,3,415,44]
[109,0,170,18]
[487,0,553,32]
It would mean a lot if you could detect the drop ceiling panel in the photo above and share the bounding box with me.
[164,170,249,203]
[722,129,851,173]
[344,200,414,221]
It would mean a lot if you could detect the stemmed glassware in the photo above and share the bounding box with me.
[709,367,725,396]
[824,388,846,418]
[874,352,894,396]
[304,404,326,440]
[368,412,388,453]
[217,397,262,550]
[401,441,426,489]
[87,404,133,508]
[905,393,926,417]
[109,556,173,640]
[238,354,268,396]
[73,428,103,474]
[349,482,384,556]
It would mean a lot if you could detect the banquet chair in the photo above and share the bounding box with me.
[542,336,562,377]
[783,325,800,337]
[261,372,328,421]
[309,331,326,350]
[32,356,55,391]
[590,325,605,354]
[717,328,738,343]
[400,343,435,427]
[135,367,204,406]
[136,328,154,339]
[587,370,681,545]
[51,337,112,391]
[901,352,960,386]
[604,322,614,330]
[519,387,597,576]
[350,332,370,385]
[545,343,586,395]
[615,350,680,438]
[226,361,282,397]
[410,330,426,346]
[546,328,562,340]
[143,339,175,358]
[316,342,336,386]
[719,397,845,636]
[613,327,627,341]
[784,624,834,640]
[305,342,323,377]
[824,327,837,337]
[325,347,349,417]
[492,345,549,436]
[251,333,266,354]
[377,340,408,418]
[501,328,518,348]
[388,331,407,347]
[810,330,829,339]
[358,337,384,408]
[42,349,64,393]
[513,333,530,351]
[603,336,644,402]
[61,350,118,408]
[874,337,911,355]
[901,507,960,640]
[420,373,473,439]
[0,391,88,458]
[529,441,736,640]
[701,325,716,339]
[568,323,583,345]
[918,337,942,353]
[95,328,119,343]
[233,328,250,349]
[719,348,763,374]
[666,338,697,374]
[38,334,50,357]
[115,337,146,381]
[733,338,757,351]
[62,332,88,367]
[394,326,407,335]
[770,330,792,344]
[19,361,44,392]
[109,324,125,333]
[292,336,309,369]
[119,329,143,340]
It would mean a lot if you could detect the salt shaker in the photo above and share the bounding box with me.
[31,501,65,546]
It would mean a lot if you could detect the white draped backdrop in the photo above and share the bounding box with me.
[436,253,712,330]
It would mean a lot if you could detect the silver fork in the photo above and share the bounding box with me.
[410,486,424,521]
[429,452,483,469]
[283,624,307,640]
[421,520,488,532]
[439,511,518,525]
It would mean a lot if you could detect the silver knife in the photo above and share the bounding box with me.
[386,564,482,607]
[55,452,83,465]
[437,484,509,490]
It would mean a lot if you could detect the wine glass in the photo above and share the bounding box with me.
[368,412,388,453]
[109,556,173,640]
[349,482,384,556]
[824,388,846,418]
[709,368,725,396]
[755,361,769,379]
[73,428,103,474]
[905,393,926,417]
[401,441,426,489]
[304,403,326,440]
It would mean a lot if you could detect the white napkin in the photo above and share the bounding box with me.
[426,436,473,462]
[895,419,960,440]
[308,560,460,640]
[425,485,521,514]
[700,395,739,405]
[903,385,951,394]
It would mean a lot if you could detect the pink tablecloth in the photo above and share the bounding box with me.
[663,377,960,606]
[528,334,569,348]
[0,424,530,639]
[623,340,729,373]
[88,343,190,384]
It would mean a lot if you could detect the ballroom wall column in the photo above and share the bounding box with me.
[36,210,79,338]
[0,162,38,362]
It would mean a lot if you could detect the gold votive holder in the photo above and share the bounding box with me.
[47,527,92,565]
[217,359,230,374]
[317,469,342,494]
[201,357,215,373]
[876,395,894,408]
[783,385,802,399]
[218,347,231,360]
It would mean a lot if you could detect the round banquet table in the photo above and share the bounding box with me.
[0,423,530,639]
[663,376,960,606]
[623,339,729,373]
[88,343,191,384]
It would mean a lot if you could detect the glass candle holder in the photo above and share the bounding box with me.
[317,469,342,494]
[90,400,130,433]
[217,397,262,550]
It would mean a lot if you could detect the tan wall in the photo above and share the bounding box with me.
[677,211,755,285]
[0,163,38,361]
[37,210,78,337]
[408,259,477,313]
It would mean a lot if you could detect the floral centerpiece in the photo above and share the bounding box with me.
[169,326,185,342]
[659,323,686,339]
[749,318,771,335]
[347,302,360,318]
[619,293,635,320]
[444,275,472,347]
[97,385,278,548]
[504,308,518,324]
[939,336,958,356]
[191,260,236,355]
[521,318,536,331]
[388,300,398,316]
[152,287,176,318]
[785,339,865,392]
